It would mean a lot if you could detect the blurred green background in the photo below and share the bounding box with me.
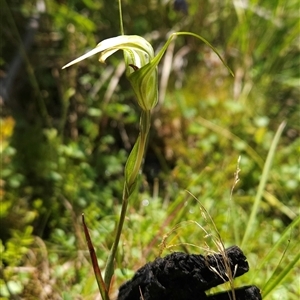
[1,0,299,299]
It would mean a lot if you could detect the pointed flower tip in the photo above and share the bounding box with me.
[62,59,83,69]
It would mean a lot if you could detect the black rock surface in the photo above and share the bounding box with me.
[118,245,261,300]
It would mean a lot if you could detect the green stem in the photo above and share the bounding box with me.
[104,188,129,289]
[104,109,151,290]
[118,0,124,35]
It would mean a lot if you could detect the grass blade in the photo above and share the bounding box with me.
[253,215,300,279]
[241,121,286,248]
[262,250,300,298]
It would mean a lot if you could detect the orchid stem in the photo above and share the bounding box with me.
[104,109,151,290]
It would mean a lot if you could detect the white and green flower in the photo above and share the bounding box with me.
[63,32,232,112]
[63,35,158,110]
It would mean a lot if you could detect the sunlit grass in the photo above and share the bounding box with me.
[1,0,298,299]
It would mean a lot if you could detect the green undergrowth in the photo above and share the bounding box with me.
[1,0,299,299]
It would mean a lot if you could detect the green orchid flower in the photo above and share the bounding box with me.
[63,35,158,110]
[63,33,232,111]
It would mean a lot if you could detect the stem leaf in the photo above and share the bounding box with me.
[82,214,109,300]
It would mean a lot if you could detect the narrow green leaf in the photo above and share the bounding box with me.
[252,215,300,280]
[262,249,300,298]
[241,121,286,247]
[151,32,234,77]
[82,214,109,300]
[124,136,141,191]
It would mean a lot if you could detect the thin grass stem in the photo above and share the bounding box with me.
[241,121,286,248]
[118,0,124,35]
[252,215,300,280]
[262,251,300,298]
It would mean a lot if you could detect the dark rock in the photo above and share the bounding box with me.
[207,285,262,300]
[117,246,261,300]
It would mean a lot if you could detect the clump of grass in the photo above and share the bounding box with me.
[157,191,239,300]
[158,158,243,298]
